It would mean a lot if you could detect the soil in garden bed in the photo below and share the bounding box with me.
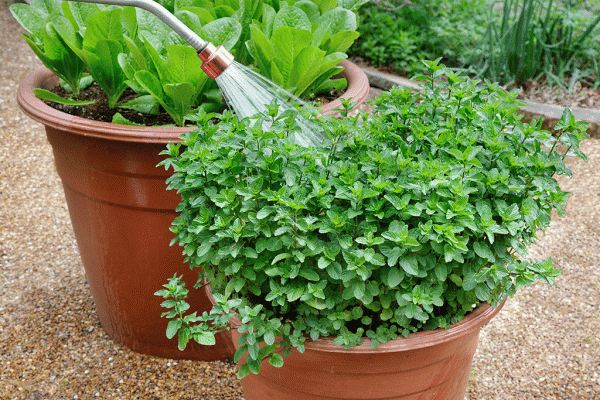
[350,56,600,110]
[44,82,343,127]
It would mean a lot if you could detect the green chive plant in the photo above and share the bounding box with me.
[471,0,600,88]
[155,60,588,377]
[10,0,365,126]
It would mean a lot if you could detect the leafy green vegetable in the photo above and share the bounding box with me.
[120,37,225,126]
[119,94,160,115]
[111,112,144,125]
[86,39,129,108]
[10,0,86,96]
[247,3,359,98]
[233,0,264,64]
[12,0,364,123]
[49,7,129,108]
[33,88,96,105]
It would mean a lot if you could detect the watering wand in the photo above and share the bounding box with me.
[65,0,233,79]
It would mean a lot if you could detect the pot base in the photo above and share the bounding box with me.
[238,302,504,399]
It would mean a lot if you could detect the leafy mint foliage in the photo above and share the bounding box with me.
[349,0,489,77]
[155,274,239,351]
[156,60,587,377]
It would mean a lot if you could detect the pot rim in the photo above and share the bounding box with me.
[302,299,506,354]
[16,60,369,144]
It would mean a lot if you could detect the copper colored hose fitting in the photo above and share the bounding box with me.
[198,43,234,79]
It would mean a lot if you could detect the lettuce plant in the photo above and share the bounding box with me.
[247,1,363,98]
[155,60,588,377]
[173,0,262,65]
[62,6,130,108]
[117,10,243,126]
[11,0,86,96]
[11,0,365,125]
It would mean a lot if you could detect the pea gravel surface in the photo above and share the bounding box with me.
[1,0,599,398]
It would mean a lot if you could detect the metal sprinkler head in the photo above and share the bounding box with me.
[198,44,234,79]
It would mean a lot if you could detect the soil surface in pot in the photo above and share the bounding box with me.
[44,82,343,127]
[48,83,180,126]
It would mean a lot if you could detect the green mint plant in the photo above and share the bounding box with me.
[155,60,588,378]
[471,0,600,87]
[350,0,489,76]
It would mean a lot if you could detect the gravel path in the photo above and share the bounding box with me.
[1,0,599,398]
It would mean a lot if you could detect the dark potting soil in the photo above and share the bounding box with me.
[46,83,181,126]
[44,83,343,127]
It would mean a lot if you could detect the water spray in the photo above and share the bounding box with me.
[65,0,325,147]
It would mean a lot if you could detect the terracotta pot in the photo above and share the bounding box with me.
[320,59,371,115]
[16,62,369,361]
[237,302,505,399]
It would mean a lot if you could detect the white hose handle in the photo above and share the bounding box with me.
[64,0,209,52]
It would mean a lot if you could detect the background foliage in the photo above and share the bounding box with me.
[351,0,600,89]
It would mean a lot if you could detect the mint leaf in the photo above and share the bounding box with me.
[166,319,182,339]
[398,256,418,276]
[269,353,284,368]
[387,267,403,288]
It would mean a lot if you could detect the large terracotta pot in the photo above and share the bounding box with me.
[237,302,504,399]
[16,61,369,361]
